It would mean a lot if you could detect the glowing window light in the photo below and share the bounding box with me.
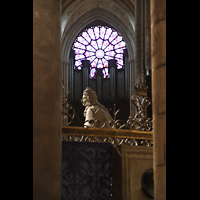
[103,67,110,78]
[89,68,96,79]
[72,26,126,78]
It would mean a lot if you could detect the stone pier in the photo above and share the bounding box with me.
[151,0,166,199]
[33,0,62,199]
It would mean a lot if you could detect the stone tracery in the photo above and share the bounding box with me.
[72,26,126,78]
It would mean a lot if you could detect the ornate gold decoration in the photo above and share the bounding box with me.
[62,92,84,126]
[109,104,127,129]
[127,95,153,131]
[61,79,153,156]
[62,92,152,131]
[134,76,148,96]
[62,126,153,140]
[62,126,153,156]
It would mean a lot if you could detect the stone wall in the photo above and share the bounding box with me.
[121,145,153,200]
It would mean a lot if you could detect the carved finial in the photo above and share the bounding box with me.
[134,75,148,96]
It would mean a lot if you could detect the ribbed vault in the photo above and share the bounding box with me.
[61,3,135,61]
[61,0,136,118]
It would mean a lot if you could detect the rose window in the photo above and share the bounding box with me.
[72,26,126,79]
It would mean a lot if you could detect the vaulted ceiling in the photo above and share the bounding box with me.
[61,0,135,60]
[62,0,135,15]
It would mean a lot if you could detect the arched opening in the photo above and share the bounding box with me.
[67,23,130,126]
[61,9,135,126]
[62,8,134,63]
[73,25,126,76]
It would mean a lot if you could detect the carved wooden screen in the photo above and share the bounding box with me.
[62,141,111,200]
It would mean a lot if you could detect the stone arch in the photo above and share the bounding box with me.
[61,7,135,62]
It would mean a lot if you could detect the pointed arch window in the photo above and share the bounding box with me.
[72,26,126,79]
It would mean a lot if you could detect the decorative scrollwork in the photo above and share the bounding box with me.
[109,104,128,129]
[62,93,152,131]
[127,95,153,131]
[62,134,153,152]
[62,92,84,126]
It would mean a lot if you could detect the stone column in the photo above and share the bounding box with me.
[62,60,69,126]
[68,54,75,102]
[96,68,103,102]
[135,0,143,85]
[82,60,90,90]
[109,59,117,103]
[151,0,166,199]
[124,49,129,102]
[129,58,136,117]
[145,0,151,75]
[33,0,61,200]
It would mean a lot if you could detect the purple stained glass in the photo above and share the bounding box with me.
[109,31,118,43]
[102,40,109,50]
[75,60,82,67]
[104,55,113,60]
[115,54,123,59]
[74,42,85,50]
[88,55,96,63]
[84,51,95,57]
[115,41,126,49]
[82,31,91,43]
[105,28,112,40]
[115,48,123,53]
[112,36,122,45]
[89,68,96,79]
[97,63,103,69]
[117,66,122,69]
[105,51,115,57]
[74,48,85,54]
[96,50,104,58]
[72,25,126,79]
[94,27,99,39]
[88,28,95,40]
[103,67,109,78]
[97,38,103,48]
[102,58,108,68]
[86,45,96,52]
[105,44,114,51]
[100,26,106,39]
[91,58,98,68]
[97,59,103,69]
[75,54,84,60]
[91,41,98,50]
[116,58,124,66]
[78,37,88,45]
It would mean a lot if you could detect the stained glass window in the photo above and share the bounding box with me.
[72,26,126,79]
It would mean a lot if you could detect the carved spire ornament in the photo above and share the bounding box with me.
[134,76,148,97]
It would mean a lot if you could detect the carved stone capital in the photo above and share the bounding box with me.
[128,58,135,63]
